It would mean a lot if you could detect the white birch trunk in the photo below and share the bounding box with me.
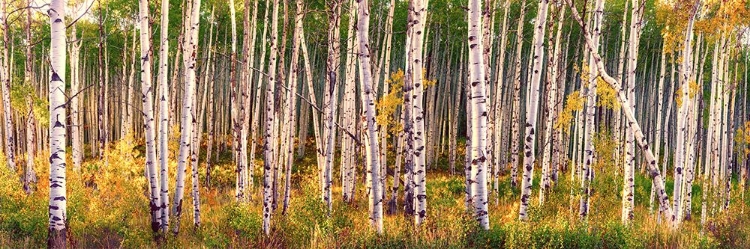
[138,0,163,233]
[0,0,15,171]
[410,0,428,226]
[622,0,642,224]
[157,0,171,231]
[172,0,202,234]
[47,0,67,246]
[356,0,383,233]
[468,0,490,229]
[263,0,280,235]
[510,0,527,188]
[519,0,549,221]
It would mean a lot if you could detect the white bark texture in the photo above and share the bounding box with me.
[519,0,549,221]
[468,0,490,229]
[47,0,67,246]
[263,0,280,235]
[357,0,384,233]
[157,0,171,231]
[172,0,202,234]
[138,0,163,233]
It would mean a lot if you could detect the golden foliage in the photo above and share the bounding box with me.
[377,69,405,136]
[555,91,586,134]
[596,77,620,110]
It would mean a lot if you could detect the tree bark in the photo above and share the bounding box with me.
[47,0,67,246]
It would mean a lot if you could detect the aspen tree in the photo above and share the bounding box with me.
[173,0,202,234]
[70,24,82,172]
[468,0,490,229]
[283,0,304,215]
[263,0,280,235]
[510,0,527,188]
[229,0,246,202]
[622,0,643,224]
[342,0,358,203]
[519,0,549,221]
[323,0,342,215]
[673,1,700,225]
[157,0,171,231]
[139,0,163,234]
[251,0,272,193]
[356,0,384,233]
[614,0,628,168]
[240,0,258,199]
[0,0,13,171]
[403,0,416,216]
[541,4,564,204]
[47,0,67,246]
[21,0,36,194]
[97,0,107,161]
[301,34,325,196]
[410,0,429,226]
[493,0,511,198]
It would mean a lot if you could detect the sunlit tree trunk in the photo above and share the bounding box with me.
[173,0,202,234]
[673,2,698,224]
[97,0,107,161]
[301,34,324,197]
[492,0,510,200]
[157,0,171,231]
[70,24,82,173]
[341,0,358,203]
[622,0,642,224]
[467,0,490,229]
[519,0,549,220]
[403,0,416,216]
[356,0,383,233]
[47,0,67,246]
[228,0,246,202]
[0,0,16,171]
[323,0,342,215]
[23,1,38,193]
[263,0,280,235]
[410,0,429,226]
[540,4,563,204]
[649,42,666,217]
[282,0,304,215]
[138,0,164,234]
[509,0,527,189]
[251,0,272,194]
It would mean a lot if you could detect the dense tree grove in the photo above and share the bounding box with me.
[0,0,750,247]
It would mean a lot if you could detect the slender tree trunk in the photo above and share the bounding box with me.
[282,0,304,215]
[468,0,490,229]
[172,0,202,234]
[47,0,67,246]
[138,0,164,235]
[622,0,643,224]
[519,0,549,221]
[356,0,383,233]
[263,0,280,235]
[0,0,15,171]
[323,0,342,215]
[510,0,527,188]
[157,0,171,232]
[409,0,429,226]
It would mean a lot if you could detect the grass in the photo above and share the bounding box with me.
[0,136,748,248]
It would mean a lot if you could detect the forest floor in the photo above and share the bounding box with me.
[0,136,749,248]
